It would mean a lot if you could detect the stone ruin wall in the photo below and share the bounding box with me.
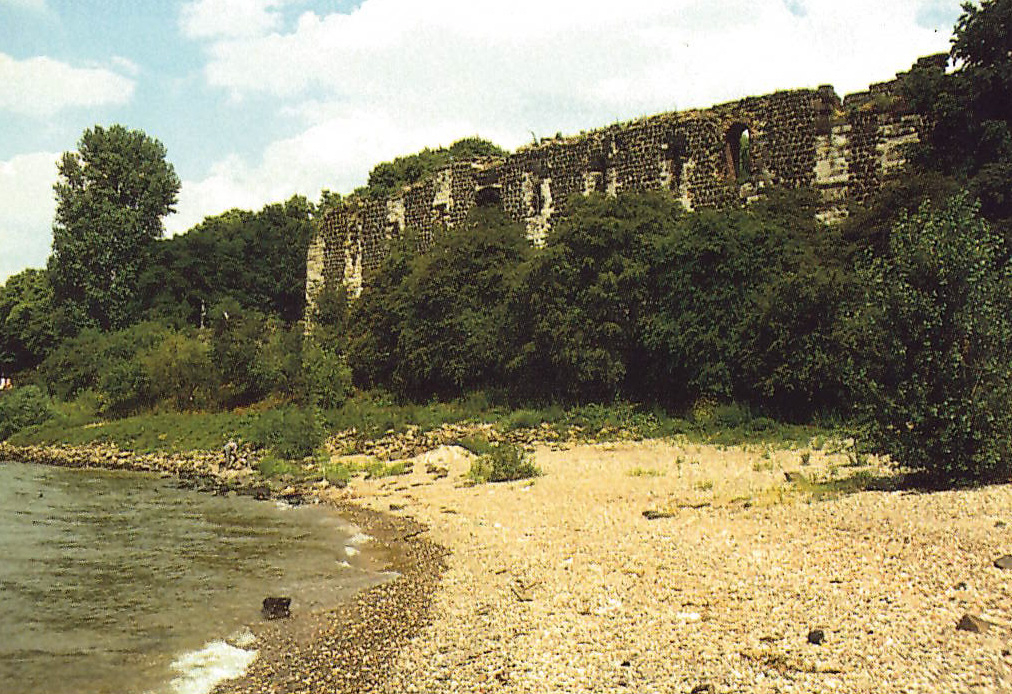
[306,55,946,305]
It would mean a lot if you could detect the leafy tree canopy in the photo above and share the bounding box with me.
[346,206,530,399]
[850,194,1012,484]
[0,269,57,373]
[48,125,180,331]
[902,0,1012,230]
[134,195,315,326]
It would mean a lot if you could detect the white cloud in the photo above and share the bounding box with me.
[0,0,48,11]
[0,152,57,282]
[176,0,960,228]
[197,0,954,109]
[110,55,141,77]
[180,0,295,39]
[0,53,134,117]
[166,106,508,234]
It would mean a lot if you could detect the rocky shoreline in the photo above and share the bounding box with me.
[0,440,450,694]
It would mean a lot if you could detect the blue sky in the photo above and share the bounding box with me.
[1,0,962,282]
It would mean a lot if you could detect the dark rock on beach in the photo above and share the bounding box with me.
[262,596,292,620]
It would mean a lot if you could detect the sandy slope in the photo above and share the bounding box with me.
[337,438,1012,693]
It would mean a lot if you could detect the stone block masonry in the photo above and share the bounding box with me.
[307,54,946,307]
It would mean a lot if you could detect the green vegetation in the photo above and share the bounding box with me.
[249,407,324,459]
[900,0,1012,239]
[850,195,1012,484]
[0,269,56,373]
[466,439,540,484]
[0,386,54,441]
[32,318,307,416]
[347,191,852,420]
[785,470,892,501]
[2,4,1012,488]
[136,196,316,326]
[347,207,531,399]
[357,137,506,199]
[256,454,306,480]
[9,410,255,453]
[628,467,666,477]
[49,125,180,332]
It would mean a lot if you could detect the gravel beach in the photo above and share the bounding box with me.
[329,438,1012,694]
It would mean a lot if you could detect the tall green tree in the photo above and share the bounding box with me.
[903,0,1012,232]
[48,125,180,331]
[0,269,57,373]
[347,207,530,400]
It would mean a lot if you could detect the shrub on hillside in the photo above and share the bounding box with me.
[250,407,323,459]
[142,331,216,411]
[0,386,53,440]
[850,194,1012,483]
[303,342,352,410]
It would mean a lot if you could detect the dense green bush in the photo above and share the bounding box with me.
[209,308,304,408]
[141,331,216,411]
[342,189,855,419]
[511,192,675,402]
[0,269,57,373]
[348,207,530,399]
[850,195,1012,483]
[37,321,175,407]
[134,196,316,326]
[467,440,540,483]
[0,386,54,440]
[250,407,324,459]
[34,315,307,415]
[303,342,352,410]
[638,189,852,416]
[346,235,415,391]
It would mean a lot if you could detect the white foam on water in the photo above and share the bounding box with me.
[346,532,372,545]
[345,545,360,557]
[166,640,258,694]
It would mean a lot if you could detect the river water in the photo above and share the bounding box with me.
[0,460,390,694]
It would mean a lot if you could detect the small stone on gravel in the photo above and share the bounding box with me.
[808,628,826,645]
[956,613,990,634]
[993,554,1012,570]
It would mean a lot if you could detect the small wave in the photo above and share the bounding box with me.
[166,640,257,694]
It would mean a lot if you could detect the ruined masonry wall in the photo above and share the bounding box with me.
[307,57,942,305]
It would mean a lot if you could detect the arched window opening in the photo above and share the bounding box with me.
[475,185,502,207]
[724,123,752,181]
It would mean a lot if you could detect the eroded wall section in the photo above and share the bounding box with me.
[307,56,944,307]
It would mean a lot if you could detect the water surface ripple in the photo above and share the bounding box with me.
[0,460,386,694]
